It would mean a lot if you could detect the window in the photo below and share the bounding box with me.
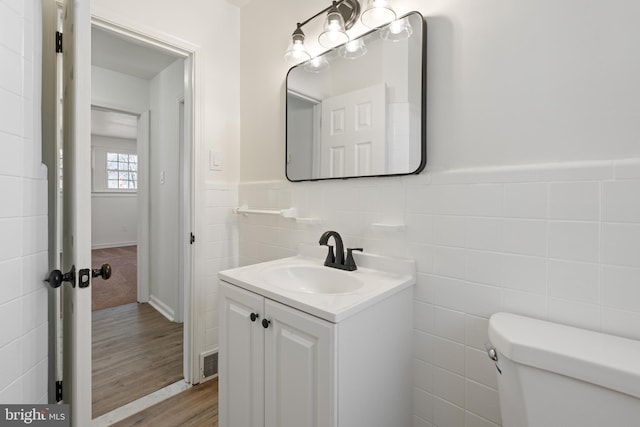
[107,152,138,190]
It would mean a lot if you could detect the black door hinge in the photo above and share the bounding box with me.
[56,380,63,402]
[55,31,63,53]
[190,233,195,245]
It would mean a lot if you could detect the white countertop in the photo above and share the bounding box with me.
[218,245,416,322]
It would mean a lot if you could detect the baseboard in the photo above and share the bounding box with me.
[92,241,137,250]
[149,295,175,322]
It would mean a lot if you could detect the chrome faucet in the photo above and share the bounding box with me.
[318,230,363,271]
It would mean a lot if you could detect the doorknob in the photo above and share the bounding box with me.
[92,263,112,280]
[45,265,76,288]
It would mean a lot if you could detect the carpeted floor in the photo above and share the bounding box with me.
[92,246,137,311]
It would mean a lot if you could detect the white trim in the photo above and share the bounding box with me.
[92,380,191,427]
[149,295,176,323]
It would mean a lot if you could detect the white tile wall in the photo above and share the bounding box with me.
[202,183,238,355]
[0,0,48,404]
[236,157,640,427]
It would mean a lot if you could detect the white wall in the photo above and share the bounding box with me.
[0,0,49,403]
[91,65,150,113]
[148,58,183,318]
[238,1,640,426]
[91,135,138,249]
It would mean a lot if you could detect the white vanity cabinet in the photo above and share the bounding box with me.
[218,278,413,427]
[219,281,335,427]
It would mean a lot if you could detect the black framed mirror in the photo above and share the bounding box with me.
[286,11,426,182]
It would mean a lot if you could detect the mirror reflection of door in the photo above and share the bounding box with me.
[320,83,386,178]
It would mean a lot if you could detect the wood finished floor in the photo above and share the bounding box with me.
[92,302,184,418]
[110,378,218,427]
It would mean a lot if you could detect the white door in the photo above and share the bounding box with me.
[219,282,265,427]
[264,299,335,427]
[61,0,93,424]
[320,83,386,178]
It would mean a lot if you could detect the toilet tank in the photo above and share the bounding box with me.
[488,313,640,427]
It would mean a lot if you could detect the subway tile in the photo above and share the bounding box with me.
[614,159,640,179]
[548,260,599,303]
[0,218,21,262]
[0,177,21,222]
[0,2,21,54]
[0,87,22,136]
[433,396,465,427]
[0,339,20,390]
[414,358,432,393]
[466,346,498,389]
[465,250,502,287]
[601,223,640,268]
[413,330,433,363]
[0,45,21,95]
[601,265,640,313]
[465,411,501,427]
[602,180,640,223]
[548,221,599,263]
[413,387,433,423]
[433,306,466,344]
[502,289,547,318]
[432,336,465,375]
[501,254,546,294]
[0,259,20,305]
[601,307,640,341]
[0,299,20,347]
[433,246,467,279]
[466,184,503,217]
[433,215,466,247]
[406,214,435,243]
[414,301,434,334]
[504,182,546,219]
[428,275,467,313]
[466,218,502,252]
[0,132,22,177]
[547,298,600,331]
[432,366,465,408]
[465,315,490,351]
[463,281,502,318]
[502,219,546,256]
[547,182,600,221]
[465,380,501,425]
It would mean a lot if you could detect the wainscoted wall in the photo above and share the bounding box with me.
[237,158,640,427]
[0,0,48,403]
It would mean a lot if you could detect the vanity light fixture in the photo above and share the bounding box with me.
[318,2,350,48]
[361,0,397,28]
[287,0,401,65]
[380,16,412,41]
[339,38,367,59]
[284,24,311,64]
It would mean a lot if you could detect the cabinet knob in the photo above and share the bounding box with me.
[250,312,259,322]
[262,318,271,329]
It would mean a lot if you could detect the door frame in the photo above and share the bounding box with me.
[90,15,201,385]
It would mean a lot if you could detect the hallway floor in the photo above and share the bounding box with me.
[92,302,183,418]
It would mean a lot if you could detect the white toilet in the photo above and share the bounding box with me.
[488,312,640,427]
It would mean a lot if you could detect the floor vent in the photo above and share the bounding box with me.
[202,352,218,378]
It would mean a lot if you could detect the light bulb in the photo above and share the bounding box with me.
[361,0,396,28]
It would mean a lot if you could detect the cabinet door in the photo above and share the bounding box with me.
[219,282,264,427]
[264,299,336,427]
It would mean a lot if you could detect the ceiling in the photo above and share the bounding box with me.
[92,26,181,80]
[91,26,184,139]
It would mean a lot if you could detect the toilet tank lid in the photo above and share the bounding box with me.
[488,312,640,400]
